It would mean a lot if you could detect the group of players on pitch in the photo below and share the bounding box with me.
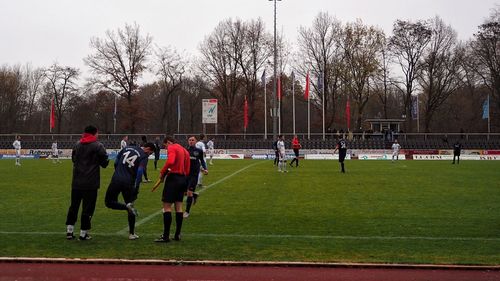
[65,126,214,243]
[63,126,428,243]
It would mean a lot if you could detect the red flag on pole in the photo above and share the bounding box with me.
[346,98,351,130]
[304,72,310,100]
[243,96,248,129]
[50,98,55,129]
[277,75,282,100]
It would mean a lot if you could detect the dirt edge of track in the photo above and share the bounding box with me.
[1,257,498,271]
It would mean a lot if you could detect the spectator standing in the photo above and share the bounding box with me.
[65,125,109,240]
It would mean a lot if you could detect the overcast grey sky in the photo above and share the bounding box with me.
[1,0,498,76]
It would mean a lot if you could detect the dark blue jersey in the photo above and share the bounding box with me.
[188,146,207,177]
[112,146,148,185]
[453,143,462,155]
[337,139,347,154]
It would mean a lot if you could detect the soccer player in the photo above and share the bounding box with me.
[289,135,301,167]
[153,136,161,170]
[272,137,279,166]
[65,125,109,240]
[452,141,462,164]
[140,135,151,183]
[333,137,347,173]
[184,136,208,218]
[391,139,401,162]
[195,134,207,187]
[12,136,21,166]
[52,141,61,163]
[277,135,287,173]
[152,135,190,243]
[105,142,155,240]
[120,136,128,150]
[207,137,215,165]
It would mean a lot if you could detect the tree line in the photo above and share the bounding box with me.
[0,8,498,135]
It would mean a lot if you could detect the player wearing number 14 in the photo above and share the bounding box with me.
[105,142,156,240]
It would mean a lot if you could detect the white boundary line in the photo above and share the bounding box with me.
[0,231,499,242]
[116,160,265,234]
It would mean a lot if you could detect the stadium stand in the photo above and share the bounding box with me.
[0,133,499,150]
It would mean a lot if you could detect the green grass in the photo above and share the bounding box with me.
[0,158,499,265]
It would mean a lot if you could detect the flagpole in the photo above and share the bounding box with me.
[416,93,420,133]
[322,70,325,140]
[306,72,310,140]
[292,72,295,135]
[177,95,181,133]
[49,98,52,133]
[264,72,267,140]
[488,94,491,134]
[113,94,117,133]
[278,75,281,135]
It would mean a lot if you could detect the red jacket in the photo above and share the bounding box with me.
[160,143,190,178]
[292,137,301,150]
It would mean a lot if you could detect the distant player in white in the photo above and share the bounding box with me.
[195,134,207,186]
[12,136,21,166]
[207,137,214,165]
[277,135,287,172]
[52,141,61,163]
[391,139,401,162]
[120,136,128,150]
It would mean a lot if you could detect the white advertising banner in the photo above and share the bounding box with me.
[202,99,218,124]
[413,155,500,160]
[358,154,406,160]
[305,154,352,160]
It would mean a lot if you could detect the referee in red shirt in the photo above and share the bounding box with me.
[152,135,190,242]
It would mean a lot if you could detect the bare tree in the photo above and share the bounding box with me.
[198,19,246,133]
[85,23,152,133]
[470,8,500,129]
[43,63,80,133]
[238,18,273,132]
[389,19,432,132]
[297,12,344,130]
[154,46,187,133]
[339,20,385,130]
[419,16,462,132]
[372,37,394,119]
[0,65,25,133]
[22,64,45,122]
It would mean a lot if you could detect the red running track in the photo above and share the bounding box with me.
[1,262,499,281]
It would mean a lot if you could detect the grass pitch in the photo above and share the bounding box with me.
[0,158,499,265]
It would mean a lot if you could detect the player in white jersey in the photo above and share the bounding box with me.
[195,134,207,186]
[207,137,214,165]
[12,136,21,166]
[391,139,401,162]
[52,141,61,163]
[277,135,287,172]
[120,136,128,150]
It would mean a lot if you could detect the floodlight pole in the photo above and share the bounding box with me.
[270,0,281,139]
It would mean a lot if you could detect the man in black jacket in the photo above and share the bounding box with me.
[65,125,109,240]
